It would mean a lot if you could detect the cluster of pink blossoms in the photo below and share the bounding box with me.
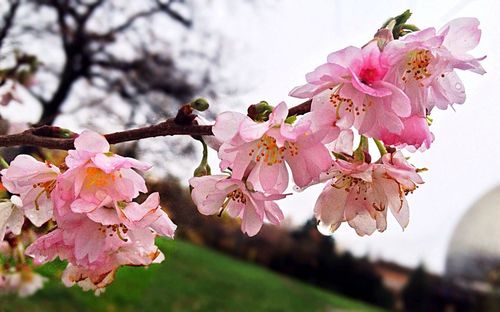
[0,131,176,294]
[0,13,486,297]
[190,17,484,236]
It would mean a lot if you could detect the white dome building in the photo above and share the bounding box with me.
[446,186,500,288]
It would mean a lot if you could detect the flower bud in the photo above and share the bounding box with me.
[190,98,209,111]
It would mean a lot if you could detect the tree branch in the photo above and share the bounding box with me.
[288,99,311,116]
[0,100,312,150]
[95,8,159,39]
[0,0,20,49]
[0,119,213,150]
[155,0,192,28]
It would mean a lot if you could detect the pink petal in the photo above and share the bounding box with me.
[241,203,263,237]
[213,112,248,143]
[93,154,151,173]
[151,212,177,238]
[314,185,348,232]
[87,206,120,225]
[380,177,409,229]
[429,72,466,110]
[289,83,330,99]
[349,68,392,97]
[239,119,271,142]
[22,187,53,226]
[264,201,284,225]
[439,17,481,54]
[75,130,110,154]
[378,81,411,117]
[258,162,280,193]
[71,199,97,213]
[268,102,289,125]
[327,46,363,73]
[305,63,346,85]
[225,200,246,219]
[289,64,346,98]
[189,175,228,215]
[345,198,377,237]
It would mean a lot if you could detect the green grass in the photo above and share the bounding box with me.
[0,239,381,312]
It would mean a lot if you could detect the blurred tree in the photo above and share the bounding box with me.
[0,1,19,49]
[484,265,500,311]
[0,0,220,127]
[403,264,432,311]
[0,0,238,174]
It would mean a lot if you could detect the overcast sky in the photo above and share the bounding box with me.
[1,0,499,274]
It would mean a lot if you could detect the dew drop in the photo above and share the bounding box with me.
[317,221,335,236]
[455,82,462,90]
[293,185,305,192]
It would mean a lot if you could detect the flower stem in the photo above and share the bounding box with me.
[15,240,25,264]
[354,135,369,161]
[0,155,9,169]
[373,139,388,156]
[193,140,211,177]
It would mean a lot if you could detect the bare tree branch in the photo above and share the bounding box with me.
[155,0,192,28]
[28,0,197,126]
[94,8,159,39]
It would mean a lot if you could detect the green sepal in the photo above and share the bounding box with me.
[285,115,297,125]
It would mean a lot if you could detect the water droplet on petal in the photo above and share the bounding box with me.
[317,221,335,236]
[293,185,305,192]
[455,82,462,90]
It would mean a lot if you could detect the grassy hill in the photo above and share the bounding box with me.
[0,239,380,311]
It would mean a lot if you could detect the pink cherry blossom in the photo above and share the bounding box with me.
[56,130,151,217]
[0,267,47,297]
[116,192,177,238]
[28,182,175,266]
[290,41,411,140]
[26,207,168,293]
[189,175,287,236]
[214,102,332,192]
[377,115,434,151]
[58,228,164,294]
[383,18,485,115]
[0,196,24,240]
[299,100,355,155]
[61,264,115,295]
[1,155,60,226]
[23,130,176,292]
[314,152,423,236]
[381,151,424,190]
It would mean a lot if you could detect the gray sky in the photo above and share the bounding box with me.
[1,0,498,274]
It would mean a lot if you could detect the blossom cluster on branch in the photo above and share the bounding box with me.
[0,11,485,296]
[190,16,484,236]
[1,131,176,294]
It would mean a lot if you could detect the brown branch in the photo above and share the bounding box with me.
[0,100,312,150]
[0,119,213,150]
[288,99,311,116]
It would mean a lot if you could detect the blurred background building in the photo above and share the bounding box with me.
[446,186,500,295]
